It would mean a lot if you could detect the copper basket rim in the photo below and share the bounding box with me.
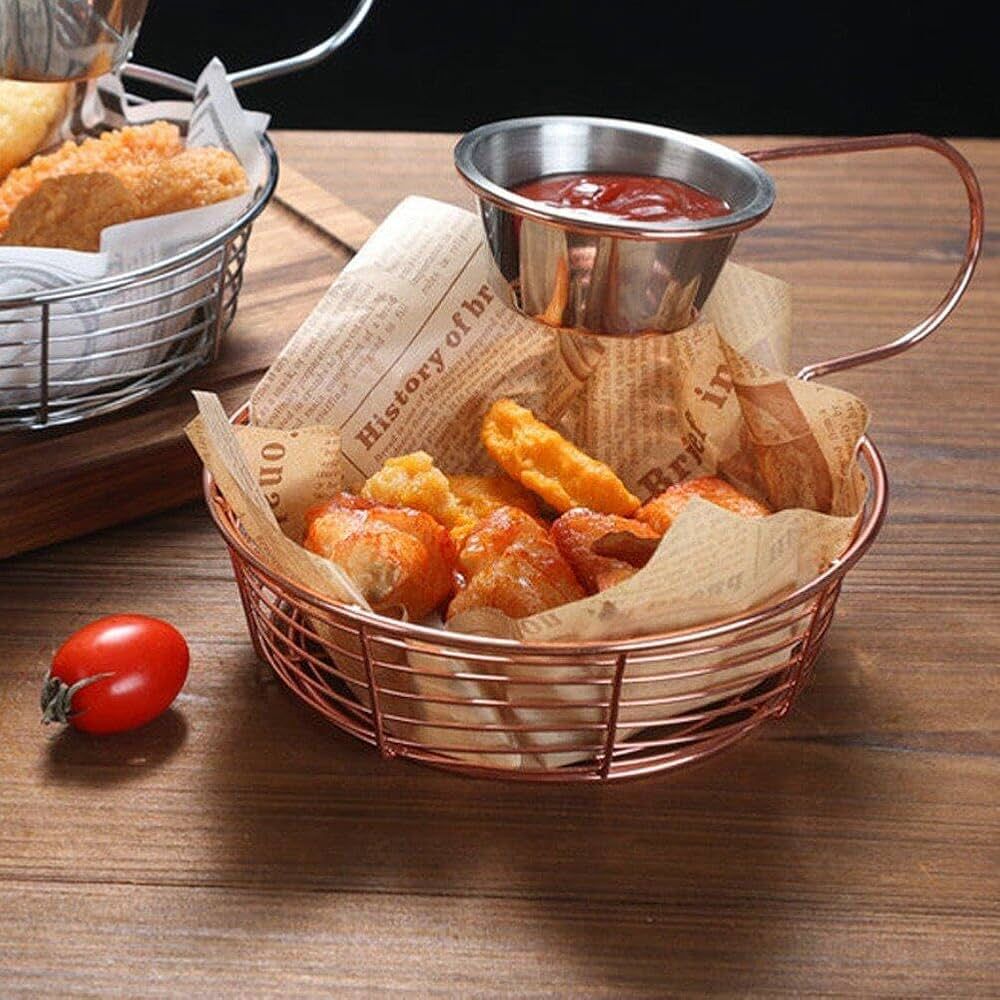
[203,404,888,655]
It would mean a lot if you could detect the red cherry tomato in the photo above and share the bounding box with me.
[42,614,189,734]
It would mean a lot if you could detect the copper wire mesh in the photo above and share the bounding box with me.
[202,132,977,781]
[206,426,887,782]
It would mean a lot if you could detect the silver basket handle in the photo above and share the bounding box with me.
[122,0,375,96]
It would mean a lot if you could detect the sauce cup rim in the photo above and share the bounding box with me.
[454,115,776,241]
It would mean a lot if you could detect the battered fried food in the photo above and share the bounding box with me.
[481,398,640,516]
[131,146,248,217]
[636,476,770,534]
[0,172,139,251]
[304,493,457,620]
[361,451,538,543]
[361,452,467,538]
[446,473,539,522]
[307,419,773,622]
[551,509,660,594]
[0,80,71,180]
[0,121,183,234]
[447,506,585,620]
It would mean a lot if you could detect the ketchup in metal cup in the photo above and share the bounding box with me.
[513,172,730,223]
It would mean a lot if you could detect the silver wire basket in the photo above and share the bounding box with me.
[0,0,375,431]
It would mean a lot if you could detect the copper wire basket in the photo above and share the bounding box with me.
[0,0,375,430]
[205,135,983,781]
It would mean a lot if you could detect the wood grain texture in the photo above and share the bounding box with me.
[0,134,997,998]
[275,163,378,252]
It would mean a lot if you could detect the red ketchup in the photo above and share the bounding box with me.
[513,172,729,223]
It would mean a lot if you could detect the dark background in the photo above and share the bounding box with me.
[134,2,996,136]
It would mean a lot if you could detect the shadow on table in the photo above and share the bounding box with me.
[43,708,189,786]
[205,637,895,993]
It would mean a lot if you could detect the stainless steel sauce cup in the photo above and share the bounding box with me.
[454,116,775,336]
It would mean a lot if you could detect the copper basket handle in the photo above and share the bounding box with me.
[122,0,376,96]
[745,134,984,382]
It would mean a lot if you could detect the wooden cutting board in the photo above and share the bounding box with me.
[0,166,376,559]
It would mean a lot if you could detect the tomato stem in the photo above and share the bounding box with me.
[40,673,113,725]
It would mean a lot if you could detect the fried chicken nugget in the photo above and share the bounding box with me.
[361,451,538,544]
[0,172,139,251]
[446,473,539,522]
[0,80,71,180]
[551,509,660,594]
[447,506,584,620]
[132,146,248,217]
[0,121,183,234]
[636,476,771,534]
[481,398,640,516]
[361,452,466,536]
[303,493,457,620]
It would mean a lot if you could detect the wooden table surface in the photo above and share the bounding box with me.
[1,132,997,998]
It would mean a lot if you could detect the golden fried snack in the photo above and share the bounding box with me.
[0,172,139,251]
[447,506,585,620]
[446,473,539,521]
[362,452,466,535]
[131,146,248,217]
[481,398,640,516]
[0,120,183,234]
[0,80,71,180]
[303,493,457,620]
[361,451,538,544]
[636,476,771,534]
[551,509,660,594]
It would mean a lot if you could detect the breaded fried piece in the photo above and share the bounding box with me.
[0,120,183,234]
[447,506,585,620]
[551,509,660,594]
[361,452,538,544]
[1,172,139,251]
[481,398,640,516]
[0,80,71,180]
[132,146,248,217]
[362,452,466,535]
[303,493,457,620]
[636,476,771,534]
[446,474,539,522]
[0,123,247,246]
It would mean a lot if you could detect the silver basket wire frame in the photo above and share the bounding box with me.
[0,138,277,429]
[0,0,376,430]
